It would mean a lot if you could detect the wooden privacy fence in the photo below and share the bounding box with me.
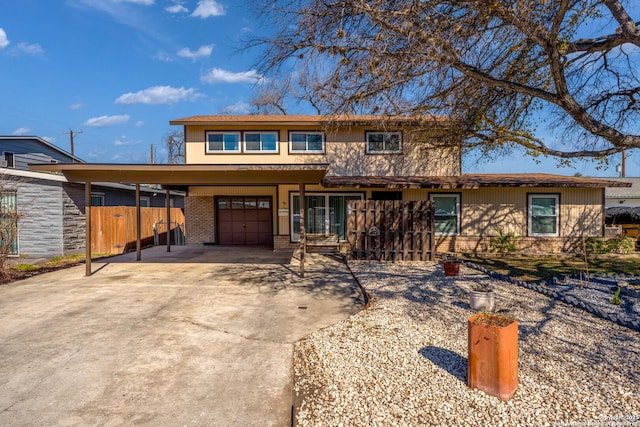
[91,207,185,254]
[347,200,434,261]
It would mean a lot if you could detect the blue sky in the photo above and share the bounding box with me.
[0,0,636,176]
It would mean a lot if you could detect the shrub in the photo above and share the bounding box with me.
[586,234,636,255]
[611,233,636,255]
[489,227,519,253]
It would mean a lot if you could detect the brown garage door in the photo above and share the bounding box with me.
[216,197,273,245]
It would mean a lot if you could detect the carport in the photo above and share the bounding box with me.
[29,163,329,277]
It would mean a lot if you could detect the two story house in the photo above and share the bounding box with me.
[168,115,626,254]
[32,115,628,260]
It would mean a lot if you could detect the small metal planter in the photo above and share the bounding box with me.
[469,290,495,311]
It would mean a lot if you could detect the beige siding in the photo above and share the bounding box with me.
[456,187,603,237]
[185,184,604,253]
[403,189,429,200]
[185,124,459,177]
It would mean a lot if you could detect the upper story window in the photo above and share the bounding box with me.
[206,132,241,153]
[289,132,324,153]
[244,132,278,153]
[366,132,402,154]
[528,194,559,237]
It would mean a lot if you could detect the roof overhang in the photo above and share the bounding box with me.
[322,174,631,189]
[169,114,452,128]
[28,163,330,185]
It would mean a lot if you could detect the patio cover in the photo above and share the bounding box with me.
[29,163,330,277]
[29,163,330,185]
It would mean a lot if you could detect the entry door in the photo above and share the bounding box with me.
[217,197,272,245]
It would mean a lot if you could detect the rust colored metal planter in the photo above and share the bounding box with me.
[443,262,460,277]
[468,313,518,401]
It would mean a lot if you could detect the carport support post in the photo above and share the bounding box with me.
[299,183,306,278]
[85,181,92,276]
[166,189,171,252]
[136,184,141,261]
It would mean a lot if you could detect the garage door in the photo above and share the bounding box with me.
[216,197,273,245]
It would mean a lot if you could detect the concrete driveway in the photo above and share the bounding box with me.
[0,246,364,426]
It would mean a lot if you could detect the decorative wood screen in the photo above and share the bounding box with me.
[347,200,434,261]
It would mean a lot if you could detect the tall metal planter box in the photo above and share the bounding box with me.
[467,313,518,401]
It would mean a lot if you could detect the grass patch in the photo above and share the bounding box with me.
[15,263,37,272]
[462,253,640,282]
[3,253,115,284]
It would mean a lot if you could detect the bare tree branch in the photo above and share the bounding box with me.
[250,0,640,160]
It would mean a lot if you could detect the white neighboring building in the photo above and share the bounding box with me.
[605,178,640,207]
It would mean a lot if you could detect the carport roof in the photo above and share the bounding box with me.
[28,163,330,185]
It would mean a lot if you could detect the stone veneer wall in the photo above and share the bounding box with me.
[62,183,86,255]
[184,196,215,244]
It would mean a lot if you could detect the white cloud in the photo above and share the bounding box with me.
[220,101,251,115]
[0,28,9,49]
[69,103,84,111]
[192,0,225,18]
[135,120,144,127]
[201,68,262,84]
[16,42,43,55]
[84,114,130,127]
[177,44,213,61]
[42,136,56,143]
[113,137,141,146]
[115,85,203,105]
[85,148,107,160]
[166,3,188,13]
[152,51,173,62]
[11,127,31,136]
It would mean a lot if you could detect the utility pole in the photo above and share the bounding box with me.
[65,129,82,156]
[150,144,154,164]
[621,150,626,177]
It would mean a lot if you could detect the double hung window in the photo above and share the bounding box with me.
[529,194,559,236]
[431,194,460,235]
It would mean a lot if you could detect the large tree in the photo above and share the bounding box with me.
[253,0,640,159]
[164,129,185,164]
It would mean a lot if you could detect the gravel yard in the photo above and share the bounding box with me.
[293,262,640,427]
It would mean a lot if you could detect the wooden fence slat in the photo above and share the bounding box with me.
[91,207,186,255]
